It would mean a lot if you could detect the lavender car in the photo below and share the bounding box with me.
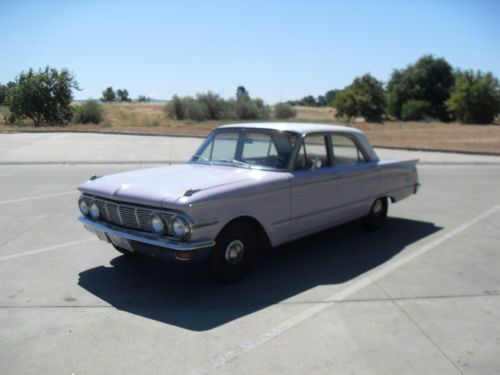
[78,123,419,282]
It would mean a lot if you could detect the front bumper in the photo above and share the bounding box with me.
[79,216,215,261]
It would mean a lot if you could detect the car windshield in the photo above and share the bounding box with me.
[191,129,299,170]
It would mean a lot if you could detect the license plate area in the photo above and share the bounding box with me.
[108,233,134,252]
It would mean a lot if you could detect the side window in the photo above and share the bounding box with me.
[295,135,330,170]
[200,132,239,161]
[331,134,366,165]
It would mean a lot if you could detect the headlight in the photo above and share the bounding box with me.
[79,198,89,215]
[150,214,165,234]
[171,216,191,240]
[89,202,100,219]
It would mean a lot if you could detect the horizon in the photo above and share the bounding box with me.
[1,0,499,104]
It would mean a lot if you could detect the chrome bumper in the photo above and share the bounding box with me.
[79,215,215,253]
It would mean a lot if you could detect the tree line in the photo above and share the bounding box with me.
[293,55,499,124]
[0,55,499,126]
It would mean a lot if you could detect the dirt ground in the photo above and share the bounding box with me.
[1,104,499,155]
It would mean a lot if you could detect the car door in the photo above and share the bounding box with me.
[330,133,380,223]
[289,134,344,240]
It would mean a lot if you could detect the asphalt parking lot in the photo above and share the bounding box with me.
[1,133,500,375]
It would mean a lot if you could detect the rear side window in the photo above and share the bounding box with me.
[295,135,330,170]
[331,134,366,165]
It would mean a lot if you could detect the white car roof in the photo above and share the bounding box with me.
[217,122,379,161]
[218,122,363,135]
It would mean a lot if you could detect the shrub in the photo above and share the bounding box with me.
[166,95,188,120]
[196,92,226,120]
[165,89,270,122]
[185,98,209,121]
[74,100,103,124]
[401,100,432,121]
[274,103,297,119]
[235,97,259,120]
[446,70,500,124]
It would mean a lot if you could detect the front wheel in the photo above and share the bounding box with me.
[210,223,257,283]
[363,197,388,230]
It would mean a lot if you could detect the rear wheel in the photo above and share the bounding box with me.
[363,197,388,230]
[210,223,257,283]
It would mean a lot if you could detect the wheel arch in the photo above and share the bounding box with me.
[217,215,272,250]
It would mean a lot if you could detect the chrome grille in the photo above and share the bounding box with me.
[82,196,174,234]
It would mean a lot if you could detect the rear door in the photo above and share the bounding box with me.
[330,133,380,222]
[289,134,343,239]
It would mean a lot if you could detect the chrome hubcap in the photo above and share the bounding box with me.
[225,240,245,266]
[373,200,384,216]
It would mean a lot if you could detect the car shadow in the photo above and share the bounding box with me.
[78,217,441,331]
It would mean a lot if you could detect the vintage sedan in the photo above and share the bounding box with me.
[78,123,419,282]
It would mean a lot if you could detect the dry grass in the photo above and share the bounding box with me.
[2,103,500,154]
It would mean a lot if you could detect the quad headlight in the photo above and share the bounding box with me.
[171,215,192,240]
[79,198,89,216]
[89,202,100,220]
[150,213,165,234]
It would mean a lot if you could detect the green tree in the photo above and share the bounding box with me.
[387,55,454,121]
[236,86,249,99]
[101,87,116,102]
[334,88,358,120]
[116,89,131,102]
[317,95,327,107]
[299,95,317,107]
[6,67,78,126]
[136,95,150,102]
[446,70,500,124]
[401,100,432,121]
[325,89,340,106]
[0,83,7,105]
[335,74,386,122]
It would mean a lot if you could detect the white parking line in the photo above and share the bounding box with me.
[0,191,77,205]
[0,238,97,262]
[188,203,500,375]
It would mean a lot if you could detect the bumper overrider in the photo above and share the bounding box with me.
[79,215,215,262]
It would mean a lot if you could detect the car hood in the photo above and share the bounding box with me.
[78,163,271,208]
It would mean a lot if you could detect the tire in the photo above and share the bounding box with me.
[363,197,388,230]
[210,222,257,283]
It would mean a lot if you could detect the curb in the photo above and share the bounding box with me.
[0,129,207,139]
[1,129,500,156]
[1,161,500,166]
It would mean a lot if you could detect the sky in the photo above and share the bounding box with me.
[1,0,499,103]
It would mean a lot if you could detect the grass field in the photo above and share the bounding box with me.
[1,103,500,154]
